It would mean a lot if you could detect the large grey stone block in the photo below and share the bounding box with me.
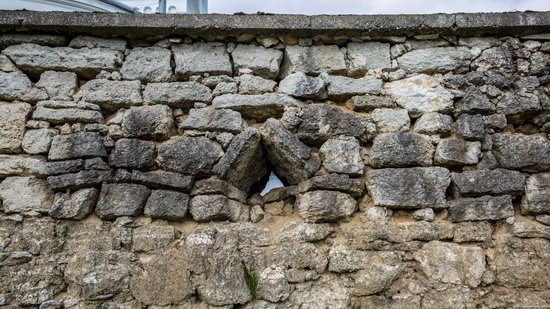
[180,108,246,134]
[143,82,212,109]
[212,93,302,121]
[144,189,189,221]
[121,105,174,140]
[109,138,156,170]
[157,136,223,177]
[0,176,54,214]
[347,42,391,75]
[397,47,473,73]
[448,195,514,222]
[282,45,346,76]
[370,132,434,168]
[492,133,550,172]
[96,183,150,220]
[521,173,550,215]
[48,132,107,160]
[173,42,232,78]
[296,190,357,222]
[451,169,526,197]
[81,79,142,111]
[231,44,283,79]
[0,102,32,154]
[120,47,173,82]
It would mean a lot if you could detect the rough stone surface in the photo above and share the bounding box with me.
[347,95,394,112]
[434,139,481,166]
[319,136,364,176]
[212,93,302,121]
[120,46,172,82]
[457,114,485,141]
[113,169,193,192]
[144,189,189,220]
[451,168,526,196]
[449,195,514,222]
[189,194,241,222]
[278,72,326,99]
[143,82,212,109]
[397,47,472,73]
[282,45,346,76]
[109,138,156,170]
[0,176,54,213]
[371,108,410,133]
[21,129,57,154]
[232,44,283,79]
[325,75,383,101]
[521,173,550,214]
[121,105,174,140]
[492,133,550,172]
[347,42,391,75]
[180,108,246,134]
[413,112,453,135]
[298,174,364,197]
[47,170,111,190]
[157,136,224,176]
[366,167,450,209]
[49,188,98,220]
[0,102,32,153]
[173,43,232,77]
[0,71,48,102]
[296,190,357,222]
[36,71,78,99]
[48,132,106,160]
[370,132,434,168]
[33,105,103,125]
[95,183,150,219]
[81,79,142,111]
[237,74,276,94]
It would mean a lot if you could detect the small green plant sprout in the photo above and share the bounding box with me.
[243,261,258,299]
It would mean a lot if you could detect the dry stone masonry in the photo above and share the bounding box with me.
[0,11,550,308]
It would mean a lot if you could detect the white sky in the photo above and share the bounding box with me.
[207,0,550,14]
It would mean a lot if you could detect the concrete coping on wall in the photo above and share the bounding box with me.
[0,10,549,39]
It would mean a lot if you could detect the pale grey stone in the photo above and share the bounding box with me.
[536,214,550,225]
[36,71,78,99]
[384,74,454,117]
[157,136,223,177]
[448,195,514,222]
[521,173,550,215]
[346,95,394,112]
[397,47,472,73]
[458,37,500,50]
[453,221,494,242]
[285,275,350,308]
[202,75,234,88]
[21,129,57,154]
[81,79,142,111]
[48,132,106,160]
[96,183,150,220]
[0,102,32,153]
[212,81,238,96]
[328,244,370,272]
[0,54,18,72]
[0,34,67,47]
[0,71,48,102]
[275,221,333,243]
[109,138,156,170]
[47,170,111,190]
[278,72,326,99]
[298,174,364,197]
[173,42,232,78]
[144,189,189,221]
[414,241,486,287]
[180,108,246,134]
[232,44,283,79]
[238,74,276,94]
[371,108,410,133]
[512,221,550,239]
[0,176,54,214]
[413,112,453,136]
[492,133,550,172]
[258,266,291,302]
[272,242,328,274]
[325,75,383,101]
[32,105,103,124]
[2,43,122,78]
[189,194,242,222]
[260,118,320,184]
[451,168,526,197]
[319,136,364,176]
[412,208,435,221]
[297,190,357,222]
[131,225,175,253]
[347,42,391,75]
[213,93,303,121]
[69,36,127,51]
[370,132,434,168]
[282,45,346,76]
[143,81,212,109]
[434,139,481,167]
[352,253,403,296]
[471,47,514,73]
[0,155,49,177]
[121,105,174,140]
[366,167,450,209]
[49,188,98,220]
[120,47,173,82]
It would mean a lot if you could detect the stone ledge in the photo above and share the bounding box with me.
[0,10,549,38]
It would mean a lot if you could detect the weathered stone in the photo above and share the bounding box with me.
[297,104,366,146]
[237,74,276,94]
[413,112,453,135]
[2,43,122,78]
[275,221,333,243]
[449,195,514,222]
[132,225,175,252]
[189,194,241,222]
[0,176,54,214]
[346,95,394,112]
[413,208,435,221]
[0,34,67,47]
[454,221,493,242]
[471,46,514,74]
[456,114,485,141]
[434,139,481,166]
[298,174,364,197]
[285,275,350,308]
[272,242,328,274]
[282,45,346,76]
[536,214,550,225]
[113,169,193,192]
[371,108,410,133]
[278,72,326,100]
[232,44,283,79]
[257,265,291,302]
[109,138,156,170]
[328,244,374,273]
[397,47,472,73]
[47,170,111,190]
[96,183,150,219]
[353,253,403,296]
[319,136,364,176]
[213,81,238,96]
[456,90,496,114]
[371,132,434,168]
[384,74,454,117]
[144,189,189,221]
[130,248,193,305]
[492,133,550,172]
[0,54,17,72]
[21,128,56,154]
[296,190,357,222]
[512,221,550,239]
[69,35,126,51]
[173,42,232,77]
[496,92,541,122]
[325,75,383,101]
[157,136,223,177]
[121,105,174,140]
[366,167,450,209]
[143,81,212,109]
[414,241,485,287]
[0,102,32,153]
[213,128,268,192]
[0,71,48,102]
[49,188,98,220]
[521,173,550,215]
[212,93,302,121]
[191,178,247,203]
[48,132,106,160]
[81,79,142,111]
[181,108,246,134]
[42,158,84,176]
[32,105,103,124]
[120,47,173,82]
[36,71,78,99]
[451,168,526,197]
[260,118,320,184]
[347,42,391,75]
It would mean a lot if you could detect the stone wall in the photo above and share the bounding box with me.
[0,11,550,309]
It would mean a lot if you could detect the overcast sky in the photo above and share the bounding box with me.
[208,0,550,15]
